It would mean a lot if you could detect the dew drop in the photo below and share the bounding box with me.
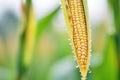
[81,77,86,80]
[69,43,72,45]
[72,51,74,53]
[65,28,68,31]
[68,38,71,41]
[74,58,76,61]
[90,40,92,42]
[89,70,92,73]
[76,65,79,68]
[59,1,61,5]
[90,54,92,57]
[90,50,92,52]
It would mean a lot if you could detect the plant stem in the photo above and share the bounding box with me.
[17,0,32,80]
[108,0,120,79]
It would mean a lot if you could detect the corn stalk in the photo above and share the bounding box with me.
[108,0,120,79]
[17,0,36,80]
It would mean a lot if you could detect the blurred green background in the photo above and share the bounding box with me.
[0,0,120,80]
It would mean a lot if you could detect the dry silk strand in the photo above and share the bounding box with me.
[60,0,90,80]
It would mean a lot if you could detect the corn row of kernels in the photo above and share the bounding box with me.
[69,0,88,70]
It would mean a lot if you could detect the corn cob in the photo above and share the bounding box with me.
[20,2,36,66]
[60,0,90,79]
[23,5,36,66]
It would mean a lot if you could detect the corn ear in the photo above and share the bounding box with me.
[23,5,36,66]
[19,2,36,66]
[60,0,91,79]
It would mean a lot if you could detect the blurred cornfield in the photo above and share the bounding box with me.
[0,0,120,80]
